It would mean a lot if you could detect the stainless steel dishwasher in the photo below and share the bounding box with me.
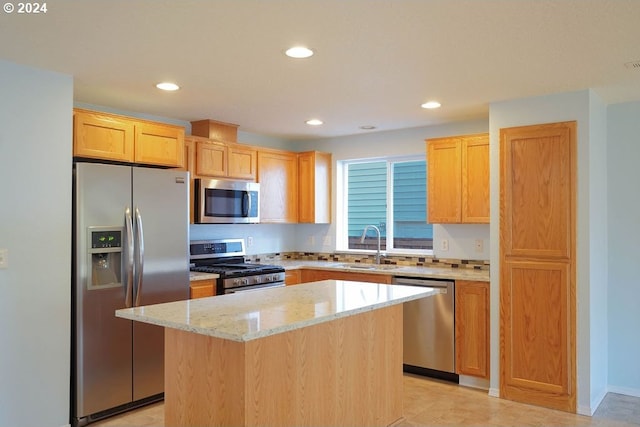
[393,276,458,382]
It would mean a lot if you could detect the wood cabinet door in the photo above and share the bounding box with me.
[190,279,216,299]
[74,109,135,162]
[135,122,185,167]
[298,151,332,224]
[500,121,576,413]
[284,269,301,286]
[299,269,391,284]
[500,260,574,411]
[455,280,489,378]
[501,124,574,260]
[461,135,490,223]
[427,138,462,223]
[196,140,227,177]
[257,149,298,223]
[228,145,257,180]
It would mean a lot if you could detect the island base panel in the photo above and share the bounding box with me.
[164,304,403,427]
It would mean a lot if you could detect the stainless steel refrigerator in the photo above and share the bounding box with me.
[72,162,189,426]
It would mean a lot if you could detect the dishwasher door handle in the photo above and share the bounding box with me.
[393,278,453,288]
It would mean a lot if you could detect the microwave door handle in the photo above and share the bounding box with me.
[242,192,250,217]
[124,208,134,308]
[134,207,145,307]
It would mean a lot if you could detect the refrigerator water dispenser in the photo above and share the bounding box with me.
[88,227,123,289]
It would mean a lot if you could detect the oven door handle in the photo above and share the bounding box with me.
[226,282,285,294]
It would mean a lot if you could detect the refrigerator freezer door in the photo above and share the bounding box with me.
[131,167,189,400]
[74,163,134,417]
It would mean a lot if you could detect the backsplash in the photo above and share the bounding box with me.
[246,252,489,270]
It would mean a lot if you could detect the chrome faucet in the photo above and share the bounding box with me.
[360,225,382,264]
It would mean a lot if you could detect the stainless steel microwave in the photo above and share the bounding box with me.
[194,179,260,224]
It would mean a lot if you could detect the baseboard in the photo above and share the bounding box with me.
[608,385,640,398]
[488,387,500,398]
[458,375,490,391]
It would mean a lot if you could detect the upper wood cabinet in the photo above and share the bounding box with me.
[500,121,576,413]
[298,151,332,224]
[192,136,257,180]
[257,148,298,223]
[455,280,490,379]
[426,133,489,224]
[73,108,185,167]
[228,144,258,180]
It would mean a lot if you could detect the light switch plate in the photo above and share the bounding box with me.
[0,248,8,269]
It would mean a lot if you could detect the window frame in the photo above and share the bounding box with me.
[336,154,434,256]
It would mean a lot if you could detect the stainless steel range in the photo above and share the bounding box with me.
[189,239,285,294]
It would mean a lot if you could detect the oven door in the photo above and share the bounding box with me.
[194,179,259,224]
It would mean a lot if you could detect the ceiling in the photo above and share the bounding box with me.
[1,0,639,140]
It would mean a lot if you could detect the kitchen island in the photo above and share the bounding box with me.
[116,279,436,427]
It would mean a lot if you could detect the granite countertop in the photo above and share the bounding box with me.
[116,280,436,342]
[189,272,219,281]
[272,260,490,282]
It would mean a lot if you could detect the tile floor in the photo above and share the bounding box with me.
[92,374,640,426]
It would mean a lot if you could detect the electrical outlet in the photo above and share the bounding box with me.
[475,239,484,253]
[247,236,254,247]
[440,239,449,251]
[0,248,8,269]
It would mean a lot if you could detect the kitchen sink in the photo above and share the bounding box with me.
[338,263,398,271]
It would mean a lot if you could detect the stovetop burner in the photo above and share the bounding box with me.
[190,263,285,278]
[189,239,286,292]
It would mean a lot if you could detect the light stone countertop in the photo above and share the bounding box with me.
[272,260,490,282]
[189,272,219,281]
[116,280,436,342]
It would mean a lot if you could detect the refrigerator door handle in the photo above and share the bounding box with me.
[134,207,145,307]
[124,207,134,308]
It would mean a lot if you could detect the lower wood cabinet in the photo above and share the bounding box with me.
[190,279,216,299]
[455,280,490,379]
[300,269,392,284]
[285,269,301,286]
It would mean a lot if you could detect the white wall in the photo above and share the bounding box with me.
[189,223,299,255]
[489,89,608,415]
[294,120,490,259]
[607,100,640,397]
[0,60,73,427]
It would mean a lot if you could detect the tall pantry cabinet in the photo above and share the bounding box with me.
[499,121,576,413]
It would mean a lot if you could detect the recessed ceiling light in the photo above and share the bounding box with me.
[421,101,441,109]
[285,46,314,59]
[306,119,323,126]
[156,82,180,91]
[360,125,376,130]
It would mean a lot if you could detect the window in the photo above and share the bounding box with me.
[338,156,433,253]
